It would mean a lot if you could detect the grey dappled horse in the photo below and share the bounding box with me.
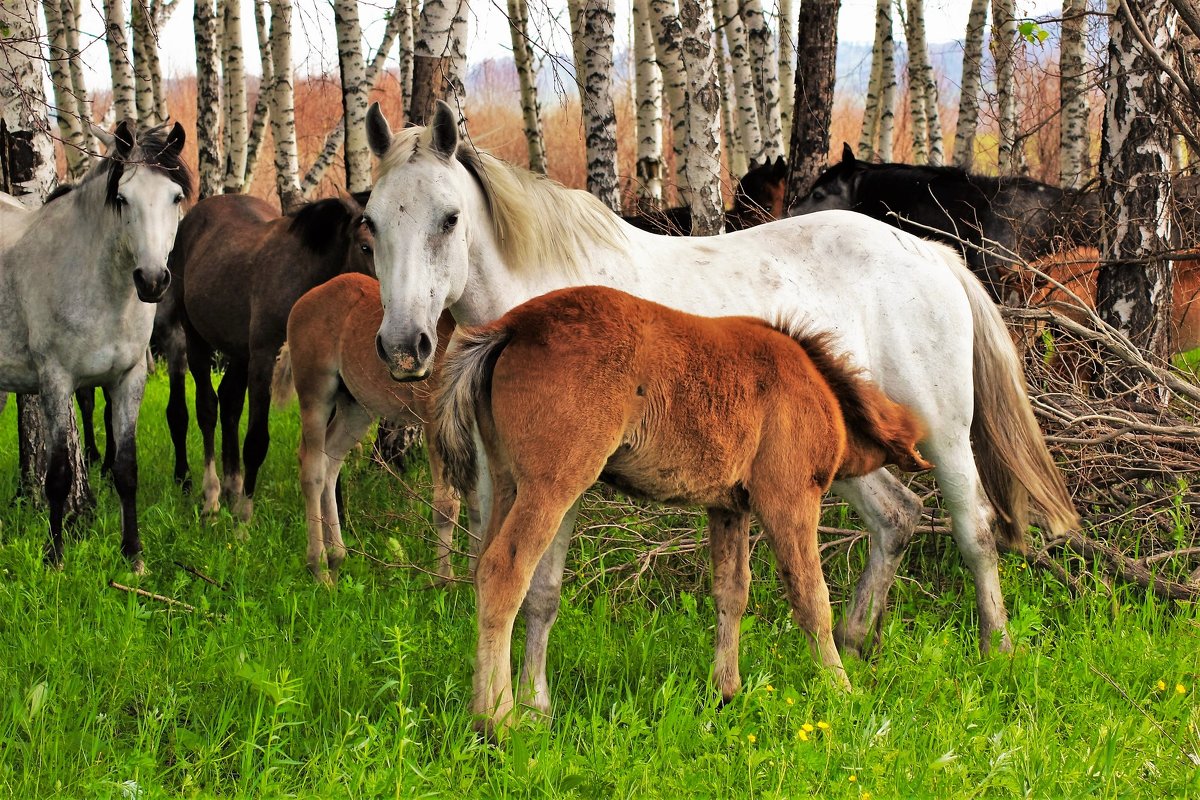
[0,121,192,571]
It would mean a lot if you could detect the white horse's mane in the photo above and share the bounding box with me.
[377,125,627,278]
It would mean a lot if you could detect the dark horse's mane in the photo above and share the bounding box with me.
[286,189,371,254]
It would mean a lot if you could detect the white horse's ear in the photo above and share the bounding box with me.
[430,100,459,158]
[91,124,116,151]
[113,120,135,156]
[366,103,392,157]
[165,121,186,156]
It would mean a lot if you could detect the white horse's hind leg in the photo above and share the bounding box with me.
[515,500,580,719]
[832,470,923,657]
[925,437,1010,654]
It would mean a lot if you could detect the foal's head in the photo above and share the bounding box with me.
[287,191,375,277]
[729,156,788,229]
[93,120,192,302]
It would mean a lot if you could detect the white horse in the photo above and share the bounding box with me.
[362,101,1077,732]
[0,121,191,572]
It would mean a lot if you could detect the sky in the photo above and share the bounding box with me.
[65,0,1062,89]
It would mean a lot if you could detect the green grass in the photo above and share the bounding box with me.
[0,372,1197,798]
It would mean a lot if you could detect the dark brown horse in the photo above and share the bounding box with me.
[162,191,373,521]
[623,157,788,234]
[434,285,933,735]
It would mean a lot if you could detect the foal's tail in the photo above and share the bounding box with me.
[432,326,512,497]
[932,243,1079,550]
[271,343,296,409]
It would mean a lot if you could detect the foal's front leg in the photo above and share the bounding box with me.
[708,508,751,703]
[107,363,150,574]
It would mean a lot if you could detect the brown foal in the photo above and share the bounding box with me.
[434,285,933,735]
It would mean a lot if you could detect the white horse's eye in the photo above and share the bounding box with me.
[443,213,459,232]
[115,194,127,205]
[173,194,184,205]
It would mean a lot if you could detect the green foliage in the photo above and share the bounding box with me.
[0,373,1197,797]
[1017,20,1051,45]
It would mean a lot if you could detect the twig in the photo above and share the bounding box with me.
[108,581,197,612]
[174,561,228,591]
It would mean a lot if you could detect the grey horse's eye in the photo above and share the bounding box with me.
[115,194,127,206]
[811,190,825,202]
[173,194,184,205]
[442,213,459,232]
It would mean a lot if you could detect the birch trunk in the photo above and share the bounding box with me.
[905,0,941,165]
[634,0,664,205]
[194,0,223,198]
[334,0,372,193]
[677,0,723,233]
[1097,0,1177,384]
[149,0,168,122]
[902,2,928,164]
[104,0,137,121]
[578,0,620,209]
[222,0,249,192]
[877,3,897,161]
[1059,0,1089,188]
[742,0,784,158]
[132,0,157,124]
[858,0,889,158]
[243,0,273,187]
[399,0,415,104]
[268,0,302,211]
[447,0,468,110]
[716,22,747,178]
[786,0,839,199]
[410,0,461,124]
[991,0,1019,174]
[41,0,88,177]
[718,0,765,165]
[650,0,690,191]
[508,0,547,173]
[0,0,92,517]
[777,0,794,148]
[952,0,988,167]
[62,0,95,153]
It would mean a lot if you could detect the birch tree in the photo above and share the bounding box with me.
[991,0,1019,173]
[578,0,620,209]
[221,0,249,193]
[62,0,95,152]
[1059,0,1089,188]
[952,0,988,167]
[777,0,795,147]
[149,0,169,121]
[718,0,765,165]
[742,0,784,158]
[716,16,746,177]
[633,0,664,205]
[1,0,93,518]
[243,0,273,186]
[104,0,137,121]
[334,0,371,193]
[650,0,689,191]
[904,0,942,165]
[787,0,839,199]
[131,0,157,124]
[268,0,302,211]
[507,0,546,173]
[398,0,415,102]
[1096,0,1178,381]
[41,0,88,177]
[858,0,891,159]
[194,0,223,198]
[877,0,897,161]
[410,0,465,124]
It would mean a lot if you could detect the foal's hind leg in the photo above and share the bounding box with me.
[709,508,751,703]
[317,397,374,579]
[754,488,849,690]
[424,426,461,584]
[217,360,249,519]
[831,470,924,657]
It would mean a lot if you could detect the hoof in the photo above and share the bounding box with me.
[176,475,193,494]
[201,498,221,518]
[233,496,253,524]
[131,558,147,576]
[315,570,337,587]
[233,525,251,544]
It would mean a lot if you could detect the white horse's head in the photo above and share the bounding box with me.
[364,101,472,381]
[94,120,191,303]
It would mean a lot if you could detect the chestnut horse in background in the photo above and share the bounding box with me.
[272,274,474,584]
[161,191,374,523]
[1014,248,1200,355]
[434,286,933,735]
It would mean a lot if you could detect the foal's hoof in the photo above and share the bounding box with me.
[233,496,254,524]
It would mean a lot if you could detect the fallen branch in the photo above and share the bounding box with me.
[108,581,197,612]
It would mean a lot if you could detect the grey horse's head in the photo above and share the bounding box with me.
[788,143,862,217]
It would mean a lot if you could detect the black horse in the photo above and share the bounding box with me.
[789,144,1100,299]
[624,157,789,235]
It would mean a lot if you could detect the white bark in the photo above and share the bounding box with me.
[718,0,765,164]
[991,0,1019,173]
[715,4,746,177]
[399,0,415,104]
[741,0,784,158]
[1,0,57,202]
[508,0,546,173]
[149,0,168,121]
[61,0,95,153]
[104,0,137,121]
[334,0,371,193]
[194,0,223,198]
[448,0,468,108]
[777,0,794,148]
[579,0,620,210]
[41,0,87,177]
[243,0,273,187]
[952,0,988,167]
[877,0,896,161]
[678,0,723,233]
[634,0,664,205]
[650,0,689,191]
[268,0,302,211]
[222,0,249,192]
[906,0,942,165]
[902,2,928,164]
[409,0,464,124]
[1059,0,1089,188]
[859,0,889,158]
[131,0,157,124]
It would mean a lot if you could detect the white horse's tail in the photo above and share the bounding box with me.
[432,326,512,497]
[271,343,296,409]
[932,244,1079,550]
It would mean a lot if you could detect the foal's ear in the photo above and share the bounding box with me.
[430,100,459,158]
[841,142,856,165]
[772,156,788,178]
[366,102,393,157]
[165,122,186,156]
[113,120,135,157]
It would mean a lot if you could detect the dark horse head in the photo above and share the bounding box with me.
[727,156,788,231]
[287,189,376,277]
[789,143,1101,301]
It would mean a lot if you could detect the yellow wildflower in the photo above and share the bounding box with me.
[797,729,809,742]
[1176,684,1187,694]
[849,775,857,783]
[862,793,872,800]
[785,697,794,706]
[802,723,814,733]
[747,734,757,744]
[817,720,830,730]
[1157,680,1167,691]
[766,685,775,692]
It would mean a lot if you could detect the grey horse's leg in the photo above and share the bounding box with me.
[832,470,924,657]
[38,370,74,568]
[107,363,150,573]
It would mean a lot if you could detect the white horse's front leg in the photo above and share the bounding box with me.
[106,361,150,574]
